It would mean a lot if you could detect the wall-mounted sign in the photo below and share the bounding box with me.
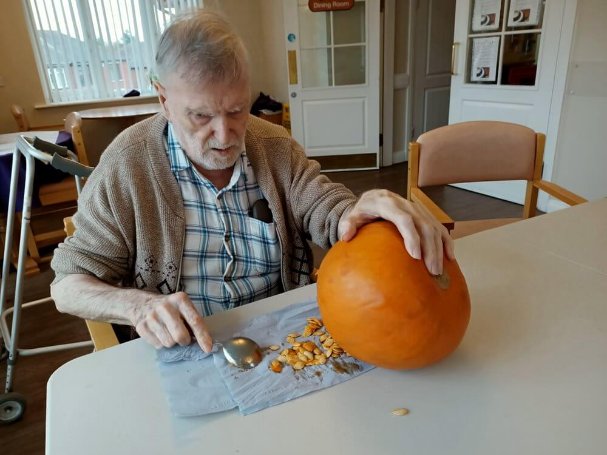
[308,0,354,13]
[471,0,501,32]
[470,36,500,82]
[507,0,542,27]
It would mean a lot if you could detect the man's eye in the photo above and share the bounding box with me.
[193,113,211,121]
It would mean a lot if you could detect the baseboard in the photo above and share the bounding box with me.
[392,149,407,164]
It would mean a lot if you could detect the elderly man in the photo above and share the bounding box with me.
[51,10,453,352]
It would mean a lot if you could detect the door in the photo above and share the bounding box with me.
[283,0,381,170]
[449,0,573,205]
[412,0,456,140]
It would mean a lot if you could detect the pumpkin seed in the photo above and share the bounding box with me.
[270,360,283,373]
[391,408,409,416]
[302,341,316,352]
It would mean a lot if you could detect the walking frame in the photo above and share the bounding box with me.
[0,135,94,424]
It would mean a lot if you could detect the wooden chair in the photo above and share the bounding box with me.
[63,217,119,351]
[10,104,63,132]
[407,121,587,238]
[65,110,156,167]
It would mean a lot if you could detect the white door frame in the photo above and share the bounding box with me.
[541,0,578,212]
[381,0,416,166]
[382,0,395,167]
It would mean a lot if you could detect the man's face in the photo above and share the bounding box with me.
[157,73,250,171]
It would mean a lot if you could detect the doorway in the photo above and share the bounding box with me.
[283,0,381,171]
[411,0,456,142]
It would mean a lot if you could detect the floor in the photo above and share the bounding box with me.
[0,162,525,453]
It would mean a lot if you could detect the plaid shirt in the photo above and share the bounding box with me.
[166,124,281,316]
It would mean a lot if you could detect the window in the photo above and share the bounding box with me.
[24,0,203,104]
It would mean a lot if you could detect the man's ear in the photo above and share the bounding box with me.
[154,82,170,118]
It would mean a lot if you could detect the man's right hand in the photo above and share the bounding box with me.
[51,274,213,352]
[133,292,213,352]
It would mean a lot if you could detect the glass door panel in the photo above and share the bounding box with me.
[334,45,365,85]
[298,7,331,47]
[301,48,333,88]
[501,32,540,85]
[298,0,367,89]
[333,2,365,44]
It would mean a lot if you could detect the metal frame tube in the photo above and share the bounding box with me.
[1,135,93,394]
[0,148,21,316]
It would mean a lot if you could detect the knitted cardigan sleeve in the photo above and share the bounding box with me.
[51,115,181,287]
[286,137,357,248]
[246,116,357,251]
[51,144,137,285]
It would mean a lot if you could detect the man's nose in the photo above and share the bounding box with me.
[213,117,231,144]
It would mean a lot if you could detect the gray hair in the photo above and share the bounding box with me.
[154,10,249,85]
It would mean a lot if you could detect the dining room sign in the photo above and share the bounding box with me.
[308,0,354,12]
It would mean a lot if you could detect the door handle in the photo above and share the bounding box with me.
[451,42,460,76]
[288,50,298,85]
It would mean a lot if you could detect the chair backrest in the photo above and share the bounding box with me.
[407,121,585,231]
[65,111,153,167]
[407,120,545,225]
[414,121,540,188]
[10,104,65,132]
[10,104,29,131]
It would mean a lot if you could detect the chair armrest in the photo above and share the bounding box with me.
[410,187,455,231]
[535,180,587,206]
[85,320,119,351]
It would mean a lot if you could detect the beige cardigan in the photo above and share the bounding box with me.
[51,114,356,295]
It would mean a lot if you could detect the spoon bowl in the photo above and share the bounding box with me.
[221,336,263,370]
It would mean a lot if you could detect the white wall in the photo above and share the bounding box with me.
[258,0,289,104]
[551,0,607,200]
[221,0,288,105]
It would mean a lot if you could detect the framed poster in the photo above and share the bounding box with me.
[507,0,542,27]
[471,0,501,32]
[470,36,500,82]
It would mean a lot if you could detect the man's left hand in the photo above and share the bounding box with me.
[338,189,454,275]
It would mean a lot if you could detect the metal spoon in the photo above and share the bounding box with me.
[220,336,263,370]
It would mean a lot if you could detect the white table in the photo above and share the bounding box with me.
[46,199,607,454]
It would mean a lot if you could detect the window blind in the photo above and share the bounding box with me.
[24,0,203,104]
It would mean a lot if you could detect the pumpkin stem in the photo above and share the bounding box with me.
[432,271,450,290]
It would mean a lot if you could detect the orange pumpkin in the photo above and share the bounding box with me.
[317,221,470,369]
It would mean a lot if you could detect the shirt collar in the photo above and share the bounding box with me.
[165,122,247,191]
[166,122,191,172]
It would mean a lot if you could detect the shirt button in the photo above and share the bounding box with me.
[224,234,230,242]
[224,276,231,282]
